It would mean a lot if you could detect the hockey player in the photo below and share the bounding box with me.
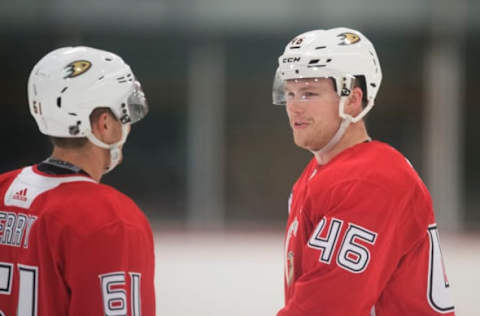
[273,28,455,315]
[0,47,155,315]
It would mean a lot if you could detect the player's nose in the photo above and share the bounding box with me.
[286,99,306,114]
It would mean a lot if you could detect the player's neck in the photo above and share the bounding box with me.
[314,121,370,165]
[50,145,107,182]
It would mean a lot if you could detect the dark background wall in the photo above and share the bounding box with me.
[0,0,478,230]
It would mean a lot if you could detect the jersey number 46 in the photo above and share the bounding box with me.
[308,217,377,273]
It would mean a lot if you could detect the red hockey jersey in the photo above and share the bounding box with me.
[0,165,155,316]
[278,141,455,316]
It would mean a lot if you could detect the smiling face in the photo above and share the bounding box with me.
[284,78,342,151]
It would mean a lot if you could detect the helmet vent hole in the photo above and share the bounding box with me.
[69,126,79,135]
[32,101,40,114]
[326,58,332,63]
[68,112,78,116]
[61,87,68,93]
[370,83,377,88]
[105,57,113,61]
[315,46,327,50]
[309,59,320,65]
[98,75,104,80]
[117,76,128,83]
[57,97,62,108]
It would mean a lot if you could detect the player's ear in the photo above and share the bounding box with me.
[90,108,112,141]
[91,112,106,132]
[345,87,363,116]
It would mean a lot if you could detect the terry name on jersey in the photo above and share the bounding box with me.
[0,211,37,248]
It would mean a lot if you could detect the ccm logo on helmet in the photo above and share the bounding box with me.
[64,60,92,79]
[338,32,360,45]
[282,57,301,63]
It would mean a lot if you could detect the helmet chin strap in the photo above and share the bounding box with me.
[85,124,130,174]
[311,96,352,163]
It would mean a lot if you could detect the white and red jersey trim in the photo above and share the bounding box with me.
[4,166,95,209]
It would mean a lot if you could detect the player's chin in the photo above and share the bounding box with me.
[292,134,310,150]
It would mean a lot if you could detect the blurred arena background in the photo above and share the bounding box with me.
[1,0,479,314]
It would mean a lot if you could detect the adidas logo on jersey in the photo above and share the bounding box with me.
[12,188,28,202]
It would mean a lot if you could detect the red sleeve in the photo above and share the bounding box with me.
[62,220,155,316]
[278,179,431,316]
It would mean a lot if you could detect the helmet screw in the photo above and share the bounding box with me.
[341,88,351,96]
[69,125,80,135]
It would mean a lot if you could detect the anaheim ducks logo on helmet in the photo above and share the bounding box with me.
[64,60,92,78]
[338,32,361,45]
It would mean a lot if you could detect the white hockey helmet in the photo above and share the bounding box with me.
[28,46,148,138]
[273,27,382,123]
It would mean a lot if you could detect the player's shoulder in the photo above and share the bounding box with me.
[0,167,23,187]
[309,140,427,199]
[338,140,421,186]
[53,180,142,217]
[0,167,34,203]
[347,140,408,168]
[37,175,148,232]
[1,165,150,236]
[362,140,409,164]
[307,141,433,226]
[59,179,134,204]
